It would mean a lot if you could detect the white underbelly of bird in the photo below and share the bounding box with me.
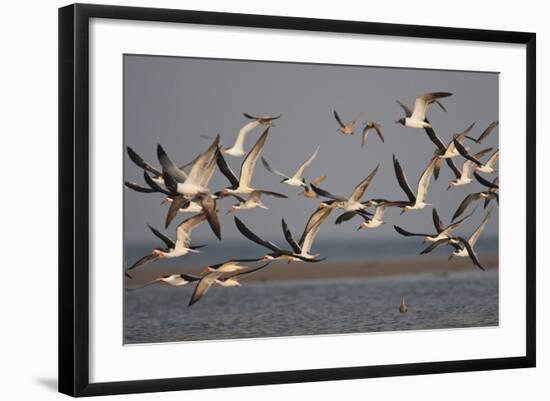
[284,178,306,187]
[176,182,209,196]
[405,118,431,128]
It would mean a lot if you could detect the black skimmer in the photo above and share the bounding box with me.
[217,127,270,195]
[226,190,287,213]
[361,121,384,147]
[281,206,333,260]
[439,122,478,159]
[420,209,493,270]
[453,138,499,175]
[126,273,202,290]
[396,101,462,181]
[233,217,325,263]
[210,113,280,157]
[356,202,390,230]
[299,175,327,199]
[394,208,474,242]
[447,145,494,189]
[189,261,271,306]
[399,297,408,313]
[395,92,452,128]
[160,172,221,239]
[261,145,320,187]
[157,134,219,198]
[452,174,499,221]
[475,121,499,143]
[126,146,196,188]
[333,110,362,136]
[311,164,379,212]
[392,154,438,211]
[124,215,208,276]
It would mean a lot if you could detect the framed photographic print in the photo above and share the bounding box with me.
[58,3,536,397]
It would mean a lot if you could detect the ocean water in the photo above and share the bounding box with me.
[124,269,498,344]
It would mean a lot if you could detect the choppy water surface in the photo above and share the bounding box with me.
[124,269,498,344]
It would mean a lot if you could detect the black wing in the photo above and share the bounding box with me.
[310,184,346,201]
[432,208,445,233]
[126,146,162,177]
[474,172,499,189]
[333,110,345,128]
[143,171,171,196]
[420,238,451,255]
[394,225,432,238]
[455,237,485,270]
[156,144,188,183]
[215,149,239,189]
[200,196,222,241]
[165,195,190,229]
[477,121,499,142]
[393,155,416,203]
[396,100,412,118]
[147,225,175,248]
[281,219,302,254]
[125,181,156,194]
[452,193,482,222]
[453,137,484,167]
[444,158,462,179]
[234,217,281,252]
[335,211,360,225]
[126,254,159,272]
[254,190,288,199]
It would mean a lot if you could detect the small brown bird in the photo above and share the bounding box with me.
[243,113,281,126]
[361,121,385,147]
[399,296,408,313]
[334,110,362,136]
[300,175,327,198]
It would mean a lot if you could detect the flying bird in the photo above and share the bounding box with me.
[394,208,474,242]
[392,155,438,211]
[217,127,270,194]
[395,101,462,180]
[261,145,320,187]
[447,146,494,189]
[453,138,499,175]
[234,217,325,263]
[420,209,493,270]
[312,164,379,212]
[333,110,362,136]
[452,174,499,221]
[157,135,219,197]
[395,92,452,128]
[126,273,202,290]
[439,122,477,159]
[475,121,499,143]
[226,190,288,213]
[361,121,384,147]
[299,175,327,199]
[281,206,333,260]
[243,113,281,126]
[189,261,271,306]
[216,113,280,157]
[124,216,208,276]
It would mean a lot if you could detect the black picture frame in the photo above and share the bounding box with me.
[59,3,536,397]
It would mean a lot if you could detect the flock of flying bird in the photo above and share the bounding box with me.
[124,91,499,307]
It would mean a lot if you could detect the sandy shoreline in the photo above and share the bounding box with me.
[126,255,498,285]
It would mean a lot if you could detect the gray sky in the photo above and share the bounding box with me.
[123,55,498,245]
